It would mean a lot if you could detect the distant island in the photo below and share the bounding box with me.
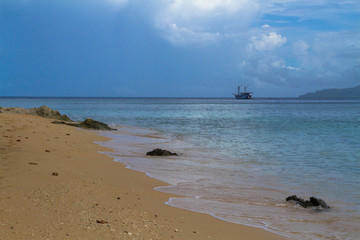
[299,85,360,100]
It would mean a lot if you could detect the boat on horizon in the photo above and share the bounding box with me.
[234,85,252,99]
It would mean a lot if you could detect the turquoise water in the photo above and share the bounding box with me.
[1,97,359,239]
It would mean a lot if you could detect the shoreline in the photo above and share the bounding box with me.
[99,126,289,237]
[0,112,287,239]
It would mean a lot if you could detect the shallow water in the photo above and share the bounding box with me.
[100,125,359,240]
[1,97,360,239]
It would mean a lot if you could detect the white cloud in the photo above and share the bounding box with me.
[293,40,309,56]
[272,61,299,71]
[286,65,300,71]
[241,29,360,90]
[166,0,256,15]
[250,32,287,51]
[154,0,261,45]
[161,23,221,46]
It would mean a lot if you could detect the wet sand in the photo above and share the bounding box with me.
[0,113,288,239]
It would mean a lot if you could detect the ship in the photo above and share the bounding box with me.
[234,85,252,99]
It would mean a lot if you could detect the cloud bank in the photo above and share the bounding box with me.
[149,0,359,92]
[153,0,261,45]
[250,32,287,51]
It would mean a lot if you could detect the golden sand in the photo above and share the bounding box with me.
[0,113,287,240]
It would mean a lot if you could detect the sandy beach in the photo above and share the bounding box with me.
[0,112,287,240]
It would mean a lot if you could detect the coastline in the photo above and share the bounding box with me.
[0,112,287,239]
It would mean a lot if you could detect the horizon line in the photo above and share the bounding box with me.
[0,96,298,99]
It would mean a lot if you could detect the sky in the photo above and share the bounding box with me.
[1,0,359,97]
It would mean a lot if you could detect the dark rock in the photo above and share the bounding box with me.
[52,172,59,176]
[310,197,330,209]
[79,118,116,131]
[286,195,308,208]
[96,220,108,224]
[286,195,330,209]
[146,148,178,156]
[28,162,38,165]
[52,119,116,131]
[33,106,72,121]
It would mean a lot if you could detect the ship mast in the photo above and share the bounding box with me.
[244,84,250,93]
[238,84,242,95]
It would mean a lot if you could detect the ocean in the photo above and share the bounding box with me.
[1,97,359,239]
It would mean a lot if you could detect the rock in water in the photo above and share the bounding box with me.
[79,119,116,131]
[146,148,178,156]
[286,195,308,208]
[309,197,330,209]
[286,195,330,209]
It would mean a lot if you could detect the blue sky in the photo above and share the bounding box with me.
[1,0,359,97]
